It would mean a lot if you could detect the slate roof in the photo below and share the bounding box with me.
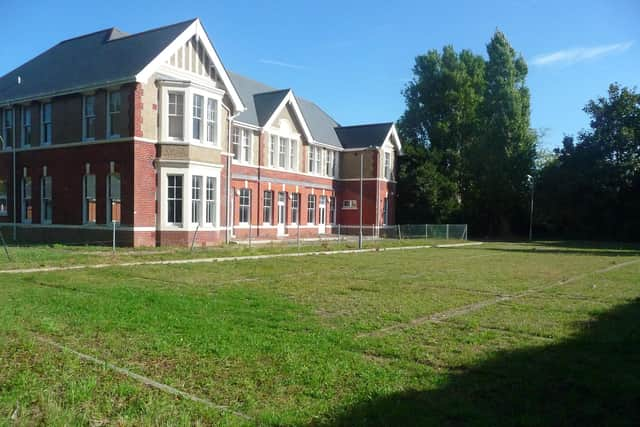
[335,123,394,149]
[0,19,196,104]
[0,19,396,151]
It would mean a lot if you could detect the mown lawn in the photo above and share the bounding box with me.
[1,241,639,426]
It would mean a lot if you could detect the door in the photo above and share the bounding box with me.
[318,196,326,234]
[277,192,286,236]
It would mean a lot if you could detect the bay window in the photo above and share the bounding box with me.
[83,95,96,141]
[290,140,298,171]
[315,147,322,174]
[108,91,121,138]
[168,92,184,139]
[325,150,332,176]
[206,98,217,144]
[269,135,277,167]
[191,175,202,223]
[167,175,183,224]
[384,152,392,179]
[232,126,251,163]
[206,177,216,225]
[241,128,251,162]
[232,126,241,159]
[192,94,203,141]
[308,145,315,173]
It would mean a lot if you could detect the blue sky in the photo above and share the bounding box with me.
[1,0,638,148]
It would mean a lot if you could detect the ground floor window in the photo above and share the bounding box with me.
[22,176,32,223]
[41,175,52,224]
[191,175,202,224]
[107,173,121,224]
[0,179,7,216]
[330,196,336,224]
[239,188,251,224]
[307,194,316,224]
[291,193,299,224]
[383,197,389,225]
[206,177,216,225]
[83,174,96,224]
[263,190,273,224]
[167,175,183,224]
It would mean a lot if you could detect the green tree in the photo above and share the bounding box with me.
[465,30,536,235]
[398,46,485,223]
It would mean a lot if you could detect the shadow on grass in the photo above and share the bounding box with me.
[477,240,640,258]
[318,298,640,426]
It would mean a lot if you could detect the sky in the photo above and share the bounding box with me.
[0,0,638,149]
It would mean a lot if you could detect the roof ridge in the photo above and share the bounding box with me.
[106,18,197,43]
[57,28,115,45]
[254,88,290,96]
[337,122,394,129]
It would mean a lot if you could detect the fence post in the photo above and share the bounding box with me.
[446,224,449,240]
[190,223,200,252]
[397,224,402,240]
[425,224,428,240]
[0,230,10,261]
[297,220,300,251]
[464,224,468,240]
[338,224,341,243]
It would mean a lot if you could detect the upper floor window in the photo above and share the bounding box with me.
[384,152,392,180]
[108,91,121,138]
[41,103,52,145]
[315,148,322,175]
[21,106,31,147]
[206,98,217,145]
[232,126,251,163]
[0,179,7,216]
[325,150,332,176]
[83,95,96,141]
[278,137,287,168]
[269,135,277,167]
[290,140,298,170]
[2,109,14,149]
[192,95,203,141]
[168,92,184,139]
[308,145,315,173]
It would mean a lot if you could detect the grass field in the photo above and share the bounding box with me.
[1,241,639,426]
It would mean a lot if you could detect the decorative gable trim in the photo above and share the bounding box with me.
[384,124,403,155]
[263,91,313,143]
[135,19,245,112]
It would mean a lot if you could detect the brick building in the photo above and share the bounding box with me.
[0,19,402,246]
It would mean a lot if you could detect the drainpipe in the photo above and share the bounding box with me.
[375,148,380,237]
[222,104,240,244]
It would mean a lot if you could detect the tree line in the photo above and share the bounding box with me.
[397,31,639,241]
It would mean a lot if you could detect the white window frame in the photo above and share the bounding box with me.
[263,190,273,225]
[241,128,251,163]
[269,135,277,167]
[205,176,217,225]
[290,193,300,225]
[166,174,184,226]
[307,194,316,224]
[41,102,52,145]
[206,98,218,146]
[21,106,31,148]
[278,137,287,168]
[166,90,186,141]
[107,90,121,139]
[192,94,203,142]
[384,151,392,180]
[239,188,251,225]
[82,94,96,142]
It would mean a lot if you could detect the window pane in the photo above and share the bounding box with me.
[168,93,184,139]
[206,99,217,143]
[192,175,202,223]
[193,95,203,140]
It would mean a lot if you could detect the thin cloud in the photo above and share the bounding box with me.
[259,59,306,70]
[532,41,634,66]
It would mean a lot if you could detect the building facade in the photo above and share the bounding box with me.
[0,19,402,246]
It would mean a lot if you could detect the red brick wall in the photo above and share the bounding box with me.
[132,141,157,227]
